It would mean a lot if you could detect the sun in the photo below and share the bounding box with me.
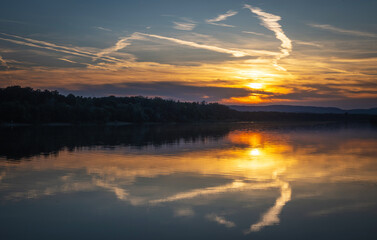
[249,148,261,156]
[247,83,263,89]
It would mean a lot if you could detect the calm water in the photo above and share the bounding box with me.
[1,123,377,240]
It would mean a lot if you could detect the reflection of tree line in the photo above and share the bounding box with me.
[1,86,373,124]
[0,124,231,160]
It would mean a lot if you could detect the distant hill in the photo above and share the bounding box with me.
[229,105,377,115]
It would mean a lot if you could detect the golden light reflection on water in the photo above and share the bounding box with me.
[0,126,376,234]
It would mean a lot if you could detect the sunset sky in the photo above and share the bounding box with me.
[0,0,376,108]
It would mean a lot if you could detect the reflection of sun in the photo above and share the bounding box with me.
[247,83,263,89]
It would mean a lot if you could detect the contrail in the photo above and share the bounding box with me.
[138,32,248,57]
[0,33,123,63]
[244,4,292,70]
[309,24,377,38]
[206,10,238,27]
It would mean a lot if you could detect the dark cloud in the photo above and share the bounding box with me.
[261,82,377,102]
[257,83,377,108]
[51,81,377,109]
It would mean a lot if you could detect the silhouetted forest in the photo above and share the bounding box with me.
[0,86,236,123]
[0,86,374,124]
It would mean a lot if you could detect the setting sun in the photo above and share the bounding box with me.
[249,148,262,156]
[247,83,264,89]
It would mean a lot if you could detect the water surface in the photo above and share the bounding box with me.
[1,123,377,239]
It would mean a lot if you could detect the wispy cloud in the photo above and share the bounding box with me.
[206,214,236,228]
[0,28,278,72]
[309,24,377,38]
[207,10,238,22]
[0,55,9,69]
[0,19,29,25]
[95,33,144,59]
[1,33,94,57]
[94,26,112,32]
[206,10,238,27]
[58,58,78,64]
[207,22,235,28]
[244,4,292,70]
[174,207,195,217]
[135,33,278,57]
[173,21,196,31]
[138,32,248,57]
[294,40,322,48]
[0,33,121,63]
[242,31,266,36]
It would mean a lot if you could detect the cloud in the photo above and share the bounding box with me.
[137,33,248,57]
[244,5,292,70]
[242,31,266,36]
[0,30,278,73]
[206,10,238,27]
[0,55,9,69]
[207,22,235,28]
[309,24,377,38]
[58,58,78,64]
[133,33,278,57]
[174,207,195,217]
[96,28,277,61]
[294,40,322,48]
[0,33,121,63]
[95,31,251,60]
[95,33,144,59]
[173,21,196,31]
[58,81,254,102]
[0,19,29,25]
[206,214,235,228]
[94,26,112,32]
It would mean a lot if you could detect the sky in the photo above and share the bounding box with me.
[0,0,376,108]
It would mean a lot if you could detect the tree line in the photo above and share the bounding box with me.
[0,86,236,123]
[0,86,373,124]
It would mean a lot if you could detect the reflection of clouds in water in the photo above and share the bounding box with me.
[150,181,281,204]
[245,180,291,234]
[309,202,375,217]
[94,179,129,200]
[4,181,95,201]
[0,171,6,182]
[206,213,235,228]
[0,127,376,235]
[150,181,245,204]
[94,179,147,206]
